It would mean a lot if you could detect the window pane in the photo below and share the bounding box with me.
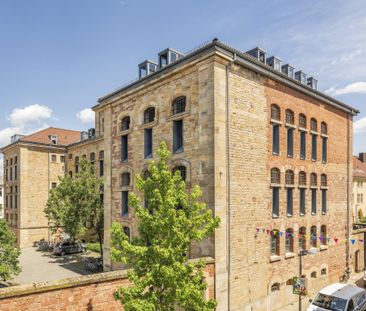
[121,135,128,161]
[273,125,279,154]
[300,132,306,159]
[322,190,327,214]
[272,188,279,217]
[287,188,293,216]
[287,129,293,157]
[122,191,129,216]
[312,190,317,214]
[311,134,317,161]
[300,189,306,215]
[144,128,153,158]
[173,120,183,153]
[322,137,327,162]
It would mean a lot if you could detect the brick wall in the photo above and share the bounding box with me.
[0,259,215,311]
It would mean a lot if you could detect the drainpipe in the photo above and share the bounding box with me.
[345,113,351,279]
[226,51,236,311]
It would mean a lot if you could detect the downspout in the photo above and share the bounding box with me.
[346,113,351,279]
[226,52,236,311]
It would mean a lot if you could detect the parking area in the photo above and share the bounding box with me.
[11,246,99,284]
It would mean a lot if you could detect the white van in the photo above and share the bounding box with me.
[308,283,366,311]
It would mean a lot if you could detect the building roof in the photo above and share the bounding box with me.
[96,39,359,116]
[354,156,366,179]
[19,127,81,146]
[319,283,364,299]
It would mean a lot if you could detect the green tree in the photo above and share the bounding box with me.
[111,141,220,311]
[0,220,21,281]
[45,159,104,256]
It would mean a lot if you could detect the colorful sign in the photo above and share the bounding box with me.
[293,276,307,296]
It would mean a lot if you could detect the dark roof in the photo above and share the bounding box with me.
[96,39,359,116]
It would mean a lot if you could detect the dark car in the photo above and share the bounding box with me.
[54,241,86,256]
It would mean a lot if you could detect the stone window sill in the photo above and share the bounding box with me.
[270,255,281,263]
[285,252,295,259]
[285,123,297,129]
[299,127,308,132]
[270,119,282,125]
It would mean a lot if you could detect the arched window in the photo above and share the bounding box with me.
[320,225,327,245]
[299,171,307,186]
[271,168,281,184]
[271,283,280,292]
[143,107,155,124]
[321,122,327,135]
[270,231,280,256]
[142,169,152,180]
[298,227,306,251]
[310,226,317,248]
[123,226,131,241]
[172,96,186,115]
[321,174,327,187]
[321,268,327,276]
[121,172,131,186]
[299,114,307,129]
[285,228,294,253]
[285,170,294,185]
[90,152,95,161]
[310,118,318,132]
[285,109,294,125]
[271,104,281,121]
[311,271,317,278]
[121,116,131,131]
[172,165,186,181]
[310,173,318,187]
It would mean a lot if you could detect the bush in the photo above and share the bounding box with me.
[86,242,103,254]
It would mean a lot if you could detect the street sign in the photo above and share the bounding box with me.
[293,276,307,296]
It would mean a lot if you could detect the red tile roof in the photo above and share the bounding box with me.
[353,156,366,179]
[19,127,81,146]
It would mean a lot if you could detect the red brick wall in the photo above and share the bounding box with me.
[0,261,215,311]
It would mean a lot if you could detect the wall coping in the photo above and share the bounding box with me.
[0,256,214,300]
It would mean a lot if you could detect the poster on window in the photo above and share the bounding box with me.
[293,276,307,296]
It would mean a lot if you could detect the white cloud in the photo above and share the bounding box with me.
[76,108,95,124]
[8,104,52,127]
[325,82,366,96]
[354,117,366,134]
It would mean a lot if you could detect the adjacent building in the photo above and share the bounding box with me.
[0,176,3,219]
[1,39,362,310]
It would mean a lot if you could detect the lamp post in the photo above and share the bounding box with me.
[298,249,306,311]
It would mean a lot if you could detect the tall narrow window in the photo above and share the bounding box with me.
[287,128,294,157]
[121,135,128,162]
[311,173,317,214]
[285,228,294,253]
[14,166,17,180]
[299,227,306,251]
[271,104,280,155]
[99,152,104,177]
[299,171,306,215]
[173,120,183,153]
[75,156,79,174]
[311,134,317,161]
[322,189,327,214]
[10,167,12,181]
[300,131,306,160]
[122,191,129,216]
[172,96,186,115]
[271,168,280,217]
[285,170,294,216]
[310,226,317,248]
[270,231,280,256]
[321,122,328,163]
[311,189,317,214]
[320,225,327,246]
[144,128,153,158]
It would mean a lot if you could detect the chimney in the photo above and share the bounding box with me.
[359,153,366,163]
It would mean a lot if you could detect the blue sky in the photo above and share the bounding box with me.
[0,0,366,172]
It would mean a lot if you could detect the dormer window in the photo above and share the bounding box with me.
[158,48,184,68]
[49,135,58,145]
[295,71,307,84]
[282,64,295,79]
[139,60,158,78]
[266,56,282,72]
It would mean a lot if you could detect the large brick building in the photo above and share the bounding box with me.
[1,39,363,310]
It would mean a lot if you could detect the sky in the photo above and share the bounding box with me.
[0,0,366,174]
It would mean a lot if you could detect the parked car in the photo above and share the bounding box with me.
[308,283,366,311]
[54,241,86,256]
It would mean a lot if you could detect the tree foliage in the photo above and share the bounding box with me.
[111,141,220,311]
[45,159,104,256]
[0,220,21,281]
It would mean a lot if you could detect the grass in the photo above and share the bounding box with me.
[86,242,103,254]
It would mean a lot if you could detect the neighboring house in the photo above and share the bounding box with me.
[0,128,80,247]
[0,176,3,219]
[353,154,366,224]
[0,39,362,311]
